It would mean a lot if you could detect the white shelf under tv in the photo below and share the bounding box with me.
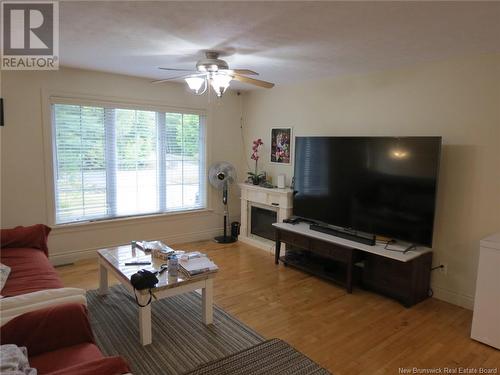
[273,222,432,262]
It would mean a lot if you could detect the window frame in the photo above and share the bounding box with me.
[45,95,209,227]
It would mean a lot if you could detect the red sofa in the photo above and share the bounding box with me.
[1,303,130,375]
[1,225,63,297]
[1,225,131,375]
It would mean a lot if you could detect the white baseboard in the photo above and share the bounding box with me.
[239,235,274,253]
[50,228,223,266]
[431,284,474,310]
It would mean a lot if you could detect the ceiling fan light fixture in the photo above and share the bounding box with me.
[210,73,232,97]
[157,51,273,97]
[185,76,205,93]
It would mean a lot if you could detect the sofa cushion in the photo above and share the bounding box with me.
[1,304,96,358]
[29,343,103,375]
[40,357,131,375]
[1,224,51,256]
[0,248,63,297]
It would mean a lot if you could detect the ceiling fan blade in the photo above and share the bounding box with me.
[232,69,259,76]
[232,74,274,89]
[158,67,197,72]
[151,73,200,84]
[151,78,177,84]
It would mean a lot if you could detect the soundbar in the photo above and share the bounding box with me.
[309,224,376,246]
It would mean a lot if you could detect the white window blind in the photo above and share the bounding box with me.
[52,103,206,224]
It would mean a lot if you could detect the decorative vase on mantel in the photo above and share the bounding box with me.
[247,138,265,185]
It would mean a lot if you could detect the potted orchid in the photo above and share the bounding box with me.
[248,138,265,185]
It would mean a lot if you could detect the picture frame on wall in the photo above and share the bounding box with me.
[270,127,292,164]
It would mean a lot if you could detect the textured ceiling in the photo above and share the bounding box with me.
[60,1,500,89]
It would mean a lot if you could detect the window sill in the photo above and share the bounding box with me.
[51,208,214,235]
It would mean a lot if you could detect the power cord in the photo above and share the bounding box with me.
[427,265,445,298]
[239,116,252,172]
[376,239,394,245]
[383,239,404,253]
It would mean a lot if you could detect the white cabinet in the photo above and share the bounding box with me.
[471,233,500,349]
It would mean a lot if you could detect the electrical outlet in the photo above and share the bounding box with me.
[439,264,448,275]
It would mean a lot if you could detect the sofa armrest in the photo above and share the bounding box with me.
[0,303,95,356]
[45,356,131,375]
[1,288,87,326]
[1,288,86,310]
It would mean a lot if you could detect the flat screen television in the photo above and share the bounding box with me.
[293,136,441,247]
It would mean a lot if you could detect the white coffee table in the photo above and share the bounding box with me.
[97,245,216,346]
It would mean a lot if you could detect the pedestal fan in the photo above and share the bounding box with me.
[209,162,237,243]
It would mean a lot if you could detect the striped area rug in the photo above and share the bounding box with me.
[185,338,331,375]
[86,285,264,375]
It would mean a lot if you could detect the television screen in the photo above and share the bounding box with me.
[293,136,441,246]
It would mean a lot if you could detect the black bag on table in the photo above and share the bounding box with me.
[130,269,158,307]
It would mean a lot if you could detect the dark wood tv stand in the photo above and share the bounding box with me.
[273,223,433,307]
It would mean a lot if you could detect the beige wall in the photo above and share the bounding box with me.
[1,55,499,309]
[242,54,500,309]
[0,67,244,264]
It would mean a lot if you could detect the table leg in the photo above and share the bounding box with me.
[346,250,353,294]
[275,239,281,265]
[139,303,152,345]
[202,279,214,325]
[98,260,108,295]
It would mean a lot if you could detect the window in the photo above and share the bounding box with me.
[52,102,206,224]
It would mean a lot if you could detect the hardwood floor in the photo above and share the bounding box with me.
[56,240,500,374]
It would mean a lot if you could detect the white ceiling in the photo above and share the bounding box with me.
[60,1,500,89]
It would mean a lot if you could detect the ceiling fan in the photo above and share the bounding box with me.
[152,51,275,97]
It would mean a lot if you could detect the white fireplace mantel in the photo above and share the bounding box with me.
[239,183,293,252]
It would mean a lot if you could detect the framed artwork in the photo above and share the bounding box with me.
[270,127,292,164]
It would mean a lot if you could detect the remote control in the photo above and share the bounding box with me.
[124,261,151,266]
